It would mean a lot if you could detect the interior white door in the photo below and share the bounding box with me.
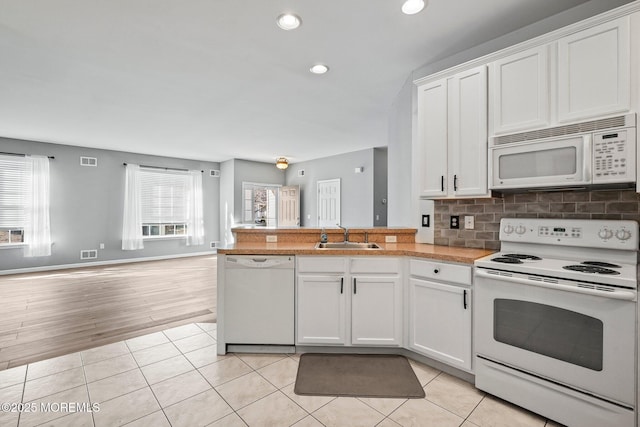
[317,179,340,227]
[278,185,300,226]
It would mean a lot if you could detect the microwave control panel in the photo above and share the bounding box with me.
[593,129,633,182]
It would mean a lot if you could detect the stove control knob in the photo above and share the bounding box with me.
[616,229,632,241]
[503,225,514,234]
[515,225,526,235]
[598,228,613,240]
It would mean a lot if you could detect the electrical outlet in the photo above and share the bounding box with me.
[99,243,105,249]
[450,215,460,229]
[385,235,397,243]
[464,216,474,229]
[266,235,278,243]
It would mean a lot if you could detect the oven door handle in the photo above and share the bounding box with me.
[475,269,637,301]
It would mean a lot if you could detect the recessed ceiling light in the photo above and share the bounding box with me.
[310,64,329,75]
[276,13,302,30]
[402,0,425,15]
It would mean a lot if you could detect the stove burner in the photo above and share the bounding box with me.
[491,257,523,264]
[562,265,621,275]
[581,261,621,268]
[503,254,542,261]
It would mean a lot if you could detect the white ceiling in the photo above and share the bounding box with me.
[0,0,598,164]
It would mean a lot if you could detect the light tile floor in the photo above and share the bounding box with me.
[0,323,565,427]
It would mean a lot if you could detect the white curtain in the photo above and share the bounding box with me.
[186,170,204,246]
[24,156,51,257]
[122,164,144,250]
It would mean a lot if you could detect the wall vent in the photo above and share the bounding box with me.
[210,170,221,177]
[297,169,305,177]
[80,156,98,167]
[80,249,98,260]
[491,113,636,145]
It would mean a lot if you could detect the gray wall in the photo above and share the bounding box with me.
[219,158,286,246]
[387,0,635,228]
[0,137,220,272]
[219,159,236,246]
[232,159,286,222]
[387,78,414,226]
[373,147,388,226]
[285,148,376,227]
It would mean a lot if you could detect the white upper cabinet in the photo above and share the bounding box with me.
[488,16,631,136]
[489,45,550,135]
[415,65,489,199]
[448,66,489,197]
[416,79,448,198]
[557,17,631,123]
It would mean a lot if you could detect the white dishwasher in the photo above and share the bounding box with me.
[224,255,295,345]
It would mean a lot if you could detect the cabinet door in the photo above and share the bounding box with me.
[351,275,402,346]
[557,17,630,123]
[297,275,346,345]
[416,79,448,198]
[489,45,550,135]
[448,65,489,197]
[409,278,472,371]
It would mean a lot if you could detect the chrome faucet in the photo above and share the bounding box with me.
[337,224,349,242]
[320,228,328,243]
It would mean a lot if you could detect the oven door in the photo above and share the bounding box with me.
[490,135,591,190]
[474,268,636,406]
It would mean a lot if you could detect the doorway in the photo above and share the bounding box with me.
[317,179,341,227]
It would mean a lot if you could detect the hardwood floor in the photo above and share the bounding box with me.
[0,255,217,370]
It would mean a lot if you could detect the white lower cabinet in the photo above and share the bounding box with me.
[296,256,473,372]
[296,256,402,347]
[351,274,402,346]
[408,259,472,371]
[297,275,346,344]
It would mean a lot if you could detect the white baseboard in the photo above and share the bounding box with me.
[0,251,217,276]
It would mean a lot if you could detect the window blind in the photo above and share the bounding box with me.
[0,155,29,228]
[139,169,189,224]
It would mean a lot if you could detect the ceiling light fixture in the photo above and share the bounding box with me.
[310,64,329,75]
[276,13,302,30]
[276,157,289,170]
[401,0,426,15]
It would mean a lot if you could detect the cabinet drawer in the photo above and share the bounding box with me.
[350,257,400,274]
[297,256,346,273]
[409,259,471,285]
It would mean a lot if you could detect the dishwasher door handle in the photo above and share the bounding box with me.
[226,256,293,269]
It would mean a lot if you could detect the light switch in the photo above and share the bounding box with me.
[464,216,474,229]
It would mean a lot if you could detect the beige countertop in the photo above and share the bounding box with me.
[218,242,494,264]
[232,226,418,233]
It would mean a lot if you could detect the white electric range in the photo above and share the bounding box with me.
[474,218,638,427]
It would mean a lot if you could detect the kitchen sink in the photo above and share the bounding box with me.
[315,242,381,250]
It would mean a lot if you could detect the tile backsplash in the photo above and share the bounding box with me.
[434,189,640,250]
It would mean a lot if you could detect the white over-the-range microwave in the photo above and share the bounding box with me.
[489,113,637,192]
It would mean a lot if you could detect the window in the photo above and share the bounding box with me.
[139,169,189,238]
[0,156,27,245]
[122,164,204,250]
[242,183,279,226]
[0,154,51,256]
